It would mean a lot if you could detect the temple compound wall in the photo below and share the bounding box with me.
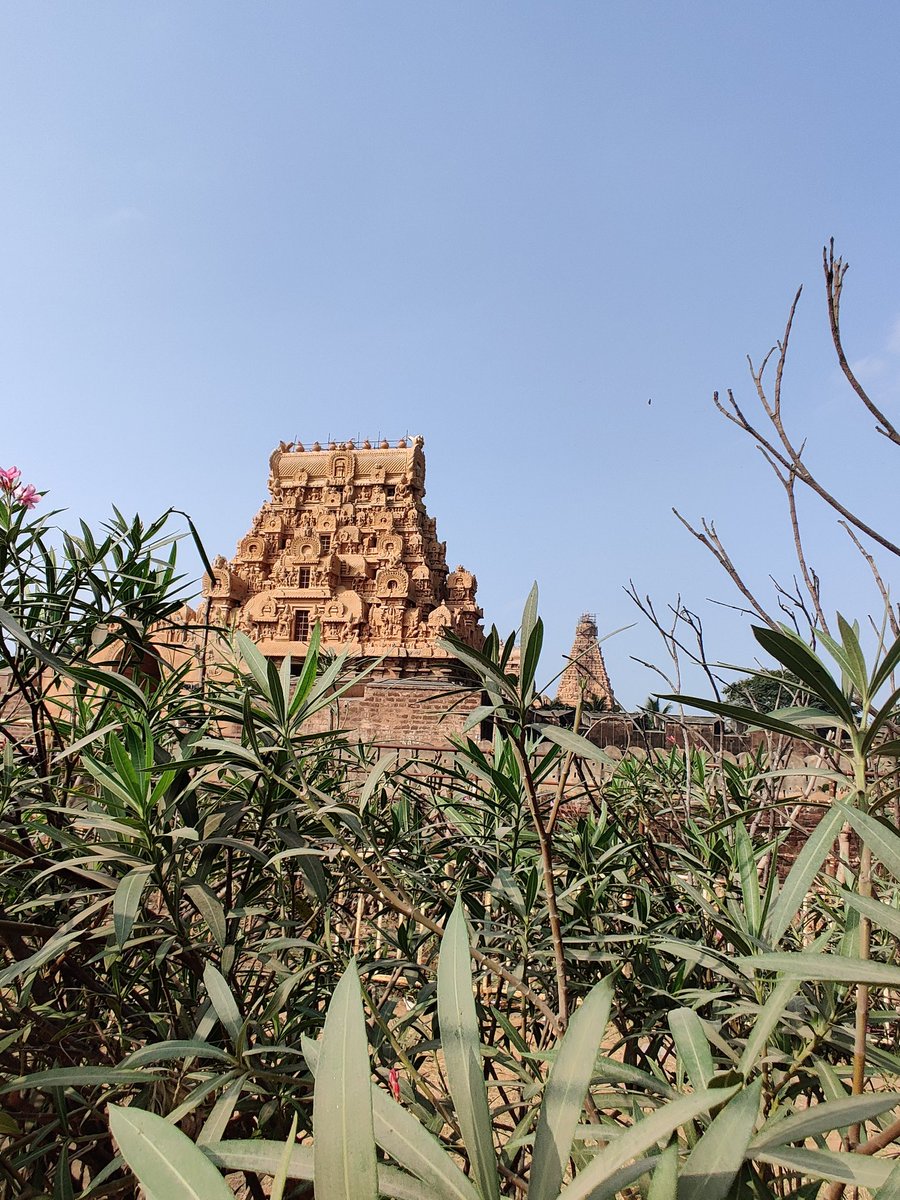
[184,437,486,748]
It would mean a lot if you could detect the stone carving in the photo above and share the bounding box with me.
[201,437,484,678]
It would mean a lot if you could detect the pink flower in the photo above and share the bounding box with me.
[388,1067,401,1101]
[16,484,39,510]
[666,734,676,746]
[0,466,21,491]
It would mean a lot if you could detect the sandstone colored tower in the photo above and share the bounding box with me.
[201,437,483,679]
[557,613,615,709]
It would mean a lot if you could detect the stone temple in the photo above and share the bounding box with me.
[201,437,483,677]
[557,613,615,710]
[165,437,617,747]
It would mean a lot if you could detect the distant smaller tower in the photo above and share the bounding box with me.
[557,613,615,709]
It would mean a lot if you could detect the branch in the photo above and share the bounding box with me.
[825,238,900,446]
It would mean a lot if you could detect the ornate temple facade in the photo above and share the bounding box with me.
[201,437,484,683]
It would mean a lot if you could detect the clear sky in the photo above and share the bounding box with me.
[2,3,899,705]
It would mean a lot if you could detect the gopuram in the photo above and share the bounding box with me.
[194,437,486,747]
[557,612,615,710]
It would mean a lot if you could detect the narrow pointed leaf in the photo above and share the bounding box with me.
[304,1035,479,1200]
[204,1140,439,1200]
[313,960,378,1200]
[842,889,900,940]
[751,1091,900,1148]
[735,821,761,933]
[737,952,900,986]
[646,1146,677,1200]
[185,883,227,948]
[839,802,900,879]
[235,630,273,699]
[113,868,152,948]
[765,803,844,943]
[748,1146,892,1189]
[660,694,831,747]
[539,725,615,767]
[528,977,614,1200]
[752,626,855,724]
[557,1085,739,1200]
[197,1075,247,1145]
[108,1104,234,1200]
[678,1080,761,1200]
[667,1008,714,1091]
[870,628,900,697]
[737,978,800,1075]
[437,897,500,1200]
[203,963,242,1045]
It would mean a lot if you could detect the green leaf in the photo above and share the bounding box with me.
[203,1141,435,1200]
[678,1079,762,1200]
[235,630,273,699]
[842,889,900,940]
[108,1104,234,1200]
[203,963,243,1045]
[313,960,378,1200]
[839,802,900,879]
[667,1008,714,1091]
[752,625,855,724]
[113,868,152,947]
[662,694,831,748]
[737,952,900,987]
[490,867,526,919]
[734,821,761,934]
[837,615,869,699]
[539,724,615,767]
[646,1146,677,1200]
[765,803,845,943]
[528,977,613,1200]
[751,1091,900,1148]
[359,753,397,813]
[271,1112,297,1200]
[185,883,227,948]
[437,896,500,1200]
[737,978,800,1075]
[0,1067,156,1095]
[748,1146,892,1189]
[870,627,900,697]
[289,621,321,714]
[196,1075,247,1145]
[557,1085,739,1200]
[304,1036,479,1200]
[122,1040,232,1067]
[520,582,539,665]
[878,1158,900,1199]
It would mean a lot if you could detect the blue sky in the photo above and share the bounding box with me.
[2,3,899,704]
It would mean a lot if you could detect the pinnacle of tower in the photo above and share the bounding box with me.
[556,612,615,709]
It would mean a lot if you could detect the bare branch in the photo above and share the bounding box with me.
[824,238,900,446]
[672,509,778,628]
[839,520,900,639]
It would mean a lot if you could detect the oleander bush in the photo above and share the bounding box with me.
[4,244,900,1196]
[3,487,900,1199]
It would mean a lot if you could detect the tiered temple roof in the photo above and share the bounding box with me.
[200,437,483,677]
[557,612,615,709]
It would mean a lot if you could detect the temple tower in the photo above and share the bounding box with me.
[557,613,615,709]
[200,437,483,679]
